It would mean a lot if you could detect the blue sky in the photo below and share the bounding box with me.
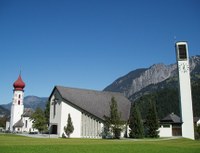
[0,0,199,104]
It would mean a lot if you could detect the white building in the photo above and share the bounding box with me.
[159,113,182,137]
[6,74,37,133]
[175,42,195,139]
[49,86,131,138]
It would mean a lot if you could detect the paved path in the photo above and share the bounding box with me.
[17,133,58,138]
[121,136,182,141]
[18,133,182,141]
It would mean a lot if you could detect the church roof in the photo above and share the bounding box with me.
[194,117,200,123]
[22,108,33,117]
[13,74,25,91]
[160,113,182,124]
[52,86,131,121]
[13,119,24,127]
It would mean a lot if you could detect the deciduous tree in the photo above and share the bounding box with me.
[30,107,47,133]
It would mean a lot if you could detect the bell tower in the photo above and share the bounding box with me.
[10,74,26,132]
[175,41,194,140]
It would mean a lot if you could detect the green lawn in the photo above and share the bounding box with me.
[0,134,199,153]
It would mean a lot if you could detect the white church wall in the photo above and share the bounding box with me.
[10,104,24,131]
[176,42,194,140]
[60,101,82,138]
[49,90,104,138]
[10,90,24,132]
[6,121,10,131]
[81,113,103,138]
[13,90,24,105]
[158,125,172,137]
[21,117,37,133]
[50,94,62,136]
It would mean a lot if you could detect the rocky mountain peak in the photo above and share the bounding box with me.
[104,55,200,98]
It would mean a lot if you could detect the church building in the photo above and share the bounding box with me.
[49,86,131,138]
[6,74,36,133]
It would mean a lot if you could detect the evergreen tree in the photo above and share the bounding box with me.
[64,113,74,138]
[44,100,50,125]
[129,103,144,138]
[0,116,7,128]
[145,100,159,138]
[104,97,122,139]
[195,124,200,140]
[30,107,47,133]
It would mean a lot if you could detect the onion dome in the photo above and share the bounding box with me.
[13,75,25,91]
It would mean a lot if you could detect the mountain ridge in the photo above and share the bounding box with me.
[0,96,48,116]
[104,55,200,100]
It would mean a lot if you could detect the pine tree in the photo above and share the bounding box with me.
[104,97,122,139]
[64,114,74,138]
[145,100,159,138]
[129,103,144,138]
[44,100,50,125]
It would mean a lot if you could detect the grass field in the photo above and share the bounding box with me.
[0,134,199,153]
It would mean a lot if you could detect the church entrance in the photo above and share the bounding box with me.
[51,125,57,134]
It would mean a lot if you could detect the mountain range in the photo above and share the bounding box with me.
[104,55,200,101]
[1,55,200,118]
[104,55,200,118]
[0,96,48,116]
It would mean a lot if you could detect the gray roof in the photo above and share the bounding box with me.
[13,119,24,127]
[53,86,131,121]
[194,117,200,123]
[160,113,181,124]
[22,108,33,117]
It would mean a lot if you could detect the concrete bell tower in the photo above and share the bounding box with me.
[175,41,194,140]
[10,74,25,132]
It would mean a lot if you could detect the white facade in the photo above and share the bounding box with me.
[6,75,37,133]
[159,125,172,137]
[21,116,35,132]
[49,91,103,138]
[10,90,24,132]
[49,86,131,138]
[176,42,194,140]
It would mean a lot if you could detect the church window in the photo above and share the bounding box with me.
[19,94,21,98]
[25,120,28,128]
[53,98,58,117]
[53,102,56,117]
[178,44,187,60]
[18,100,20,105]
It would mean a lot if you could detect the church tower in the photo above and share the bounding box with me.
[10,74,26,132]
[175,41,194,140]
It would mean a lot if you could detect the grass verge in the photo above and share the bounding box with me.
[0,134,199,153]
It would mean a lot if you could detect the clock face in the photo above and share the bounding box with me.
[178,63,189,73]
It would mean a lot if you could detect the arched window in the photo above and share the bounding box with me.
[19,94,21,98]
[18,100,20,105]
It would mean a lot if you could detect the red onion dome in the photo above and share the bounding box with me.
[13,75,25,90]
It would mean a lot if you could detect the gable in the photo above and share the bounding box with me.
[50,86,131,121]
